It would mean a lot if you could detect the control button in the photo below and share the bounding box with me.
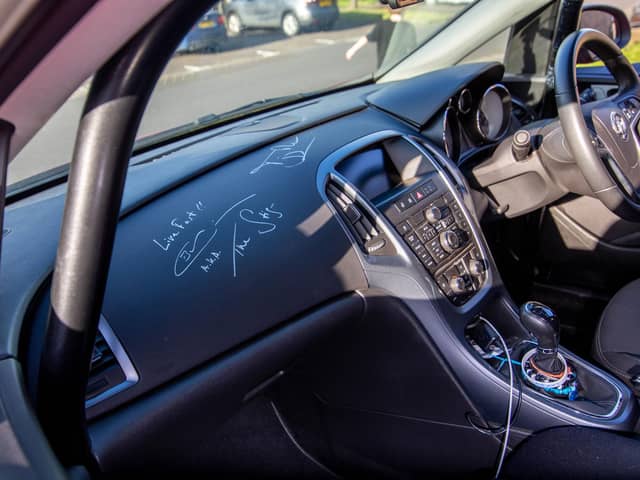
[449,275,467,294]
[395,198,410,212]
[418,224,436,242]
[405,194,416,208]
[437,275,452,293]
[411,242,426,255]
[440,230,462,253]
[512,129,531,161]
[420,181,437,197]
[411,189,426,203]
[433,249,447,262]
[457,218,469,231]
[395,194,415,212]
[365,238,386,254]
[425,206,442,224]
[434,222,446,233]
[469,258,486,276]
[396,221,412,235]
[419,251,437,270]
[443,192,454,204]
[442,215,455,227]
[405,232,421,248]
[426,238,440,251]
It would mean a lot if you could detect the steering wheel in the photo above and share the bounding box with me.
[555,29,640,221]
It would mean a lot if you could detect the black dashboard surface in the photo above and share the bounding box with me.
[1,61,503,415]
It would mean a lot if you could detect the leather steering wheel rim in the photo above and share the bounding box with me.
[555,28,640,221]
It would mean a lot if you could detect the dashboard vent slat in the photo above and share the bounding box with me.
[326,179,394,256]
[86,325,129,405]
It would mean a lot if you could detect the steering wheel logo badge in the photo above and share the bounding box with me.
[610,111,629,141]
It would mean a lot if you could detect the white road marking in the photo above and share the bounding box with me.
[314,38,336,45]
[256,49,280,58]
[183,65,215,73]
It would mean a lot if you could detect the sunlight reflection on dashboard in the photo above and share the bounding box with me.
[296,204,333,238]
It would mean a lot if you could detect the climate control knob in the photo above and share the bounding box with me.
[425,206,442,224]
[449,275,467,294]
[469,259,486,276]
[440,229,462,253]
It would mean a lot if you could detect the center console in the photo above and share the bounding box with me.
[319,130,638,444]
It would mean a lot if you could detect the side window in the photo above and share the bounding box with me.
[459,3,557,77]
[504,3,556,76]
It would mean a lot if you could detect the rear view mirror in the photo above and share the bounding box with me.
[580,4,631,49]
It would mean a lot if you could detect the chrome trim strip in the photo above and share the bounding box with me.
[85,315,139,408]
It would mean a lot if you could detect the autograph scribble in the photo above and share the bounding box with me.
[151,194,285,278]
[249,136,315,175]
[153,200,206,252]
[172,194,256,277]
[231,203,283,278]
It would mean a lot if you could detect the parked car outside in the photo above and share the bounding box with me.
[220,0,339,37]
[176,7,227,53]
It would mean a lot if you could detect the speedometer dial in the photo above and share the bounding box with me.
[476,84,512,141]
[443,106,460,162]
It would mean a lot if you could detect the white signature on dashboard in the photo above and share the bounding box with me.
[152,200,206,252]
[231,203,284,278]
[172,194,255,277]
[249,136,315,175]
[151,194,285,278]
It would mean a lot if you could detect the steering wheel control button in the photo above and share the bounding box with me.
[610,111,629,141]
[619,98,640,120]
[512,129,531,161]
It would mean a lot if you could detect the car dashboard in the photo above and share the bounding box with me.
[3,60,635,476]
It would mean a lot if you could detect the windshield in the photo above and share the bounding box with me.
[9,0,475,187]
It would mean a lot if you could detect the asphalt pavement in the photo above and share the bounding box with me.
[9,24,377,185]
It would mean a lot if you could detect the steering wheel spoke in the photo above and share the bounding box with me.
[555,28,640,220]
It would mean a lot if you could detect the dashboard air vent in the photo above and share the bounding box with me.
[85,317,139,407]
[86,330,125,403]
[326,180,394,256]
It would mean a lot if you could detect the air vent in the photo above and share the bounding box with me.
[86,317,139,408]
[326,179,394,256]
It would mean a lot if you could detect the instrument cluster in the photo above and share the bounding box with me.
[442,84,513,163]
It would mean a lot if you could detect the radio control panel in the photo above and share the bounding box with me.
[379,176,487,306]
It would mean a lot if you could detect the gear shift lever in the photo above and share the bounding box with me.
[520,301,564,375]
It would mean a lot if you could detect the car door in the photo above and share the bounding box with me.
[252,0,280,28]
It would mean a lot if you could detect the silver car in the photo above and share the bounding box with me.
[221,0,339,37]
